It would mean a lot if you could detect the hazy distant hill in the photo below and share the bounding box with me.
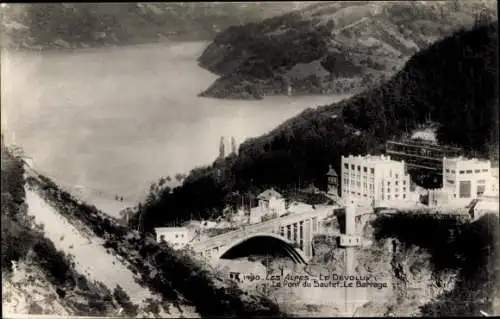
[197,0,497,99]
[0,2,312,50]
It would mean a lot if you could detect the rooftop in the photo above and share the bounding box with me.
[327,165,338,177]
[154,227,188,233]
[257,188,283,200]
[443,156,491,165]
[343,154,403,165]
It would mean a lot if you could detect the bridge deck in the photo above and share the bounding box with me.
[192,209,329,251]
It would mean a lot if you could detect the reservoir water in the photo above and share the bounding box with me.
[1,41,349,212]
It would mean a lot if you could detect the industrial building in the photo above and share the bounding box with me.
[442,157,494,202]
[341,154,412,206]
[386,139,462,174]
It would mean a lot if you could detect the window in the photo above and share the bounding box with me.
[402,194,406,199]
[459,170,465,174]
[370,168,375,174]
[395,174,399,179]
[395,188,399,192]
[363,167,367,172]
[475,169,480,173]
[447,180,455,184]
[387,195,391,200]
[482,169,489,172]
[387,188,390,192]
[446,169,450,173]
[466,170,472,174]
[356,165,360,171]
[344,163,349,169]
[395,181,399,185]
[403,180,406,185]
[452,170,456,174]
[478,179,486,184]
[388,181,391,186]
[175,234,179,238]
[395,194,399,198]
[351,164,355,170]
[403,187,406,191]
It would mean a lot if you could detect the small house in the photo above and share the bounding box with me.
[257,188,286,216]
[154,227,190,250]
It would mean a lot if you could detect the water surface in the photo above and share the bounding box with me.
[2,41,349,207]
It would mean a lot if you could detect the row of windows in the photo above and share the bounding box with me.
[447,179,487,185]
[344,163,375,174]
[382,187,407,193]
[445,168,488,174]
[344,190,374,198]
[382,194,406,200]
[343,178,375,189]
[386,180,406,186]
[343,190,407,200]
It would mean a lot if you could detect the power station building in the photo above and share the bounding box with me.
[341,154,412,206]
[442,157,493,201]
[386,139,462,174]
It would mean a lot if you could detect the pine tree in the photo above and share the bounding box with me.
[219,136,225,159]
[231,136,237,155]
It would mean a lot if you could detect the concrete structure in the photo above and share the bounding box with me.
[154,227,191,249]
[386,139,462,174]
[338,204,365,315]
[327,165,339,197]
[257,188,286,217]
[341,154,411,206]
[192,209,324,264]
[442,157,492,204]
[427,188,452,206]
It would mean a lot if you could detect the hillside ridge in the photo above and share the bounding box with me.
[197,0,496,99]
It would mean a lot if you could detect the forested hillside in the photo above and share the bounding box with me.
[0,3,307,50]
[197,0,496,99]
[135,22,497,231]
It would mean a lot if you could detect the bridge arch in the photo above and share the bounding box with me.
[218,232,308,264]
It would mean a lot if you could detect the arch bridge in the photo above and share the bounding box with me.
[191,210,326,264]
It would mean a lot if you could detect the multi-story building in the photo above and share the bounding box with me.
[442,157,493,201]
[341,154,411,206]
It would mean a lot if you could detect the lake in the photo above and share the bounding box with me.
[1,41,349,214]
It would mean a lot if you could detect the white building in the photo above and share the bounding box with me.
[257,188,286,216]
[341,154,411,206]
[442,157,494,204]
[154,227,191,249]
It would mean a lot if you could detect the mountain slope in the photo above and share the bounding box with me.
[0,3,311,50]
[22,163,287,317]
[137,22,498,230]
[1,142,129,316]
[197,0,496,99]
